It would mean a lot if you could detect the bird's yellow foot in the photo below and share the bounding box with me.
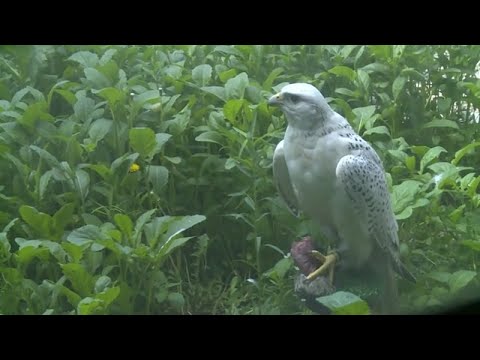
[306,251,339,284]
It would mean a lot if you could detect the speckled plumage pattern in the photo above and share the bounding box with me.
[269,83,415,313]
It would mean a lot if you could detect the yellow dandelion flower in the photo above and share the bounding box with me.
[129,163,140,173]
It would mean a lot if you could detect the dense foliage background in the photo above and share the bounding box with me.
[1,45,479,314]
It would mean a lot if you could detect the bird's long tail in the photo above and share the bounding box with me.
[379,261,400,314]
[392,259,416,284]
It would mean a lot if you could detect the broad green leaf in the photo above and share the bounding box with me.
[316,291,370,315]
[19,205,52,238]
[67,225,103,246]
[11,87,30,105]
[129,127,156,158]
[2,218,18,235]
[328,66,356,81]
[55,89,76,105]
[30,145,61,169]
[74,169,90,201]
[111,153,139,174]
[268,257,292,280]
[192,64,212,86]
[395,206,413,220]
[16,245,50,264]
[225,72,249,100]
[73,92,95,122]
[353,105,376,121]
[15,239,42,249]
[133,209,156,245]
[449,204,465,223]
[0,233,11,257]
[61,263,94,298]
[0,122,29,145]
[448,270,477,293]
[147,165,169,193]
[114,214,133,239]
[53,203,75,235]
[369,45,392,60]
[40,240,68,262]
[164,109,190,136]
[82,214,103,227]
[66,137,83,165]
[392,180,422,213]
[163,65,182,79]
[97,61,119,84]
[225,158,236,170]
[462,240,480,252]
[263,67,284,91]
[88,118,112,144]
[100,49,117,65]
[59,284,82,307]
[213,45,244,58]
[164,156,181,164]
[437,98,452,113]
[156,288,168,304]
[363,126,390,137]
[423,119,459,130]
[405,156,416,173]
[94,276,112,293]
[420,146,447,174]
[360,62,391,74]
[223,99,244,123]
[133,90,160,107]
[428,162,459,175]
[340,45,357,59]
[357,69,370,91]
[144,216,175,247]
[62,243,84,263]
[68,51,99,67]
[84,68,110,88]
[195,131,224,146]
[77,297,103,315]
[163,215,206,244]
[393,45,406,59]
[410,145,429,157]
[158,236,194,257]
[154,133,172,153]
[19,101,54,130]
[96,286,120,306]
[168,292,185,309]
[460,173,476,191]
[94,87,125,108]
[87,164,111,181]
[39,170,53,200]
[392,76,406,100]
[219,68,237,83]
[452,142,480,166]
[200,86,226,102]
[401,67,426,81]
[428,271,451,284]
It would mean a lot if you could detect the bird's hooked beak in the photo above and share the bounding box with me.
[268,92,283,106]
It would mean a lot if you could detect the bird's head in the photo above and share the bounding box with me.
[268,83,333,130]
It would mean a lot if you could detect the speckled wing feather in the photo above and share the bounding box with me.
[336,152,416,283]
[273,140,300,217]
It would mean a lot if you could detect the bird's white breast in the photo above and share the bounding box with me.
[283,126,350,225]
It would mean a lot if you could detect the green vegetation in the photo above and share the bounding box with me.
[0,45,479,314]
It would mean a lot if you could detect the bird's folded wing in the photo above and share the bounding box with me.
[336,154,416,282]
[273,140,300,217]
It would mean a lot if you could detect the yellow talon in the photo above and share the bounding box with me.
[306,251,338,285]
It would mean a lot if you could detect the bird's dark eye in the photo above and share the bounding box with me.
[290,94,300,104]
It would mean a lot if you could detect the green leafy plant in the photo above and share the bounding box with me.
[1,45,480,314]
